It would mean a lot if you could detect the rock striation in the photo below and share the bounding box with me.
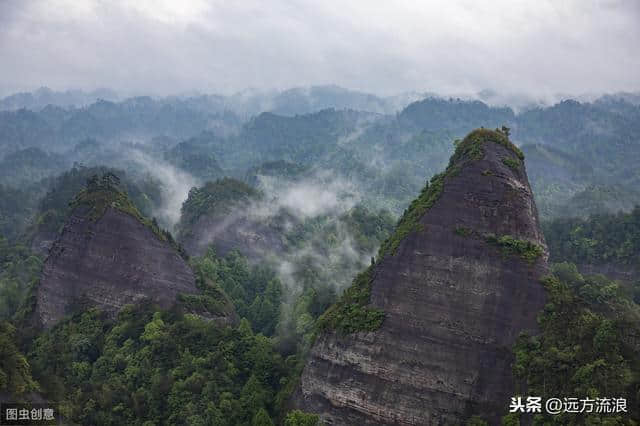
[182,212,287,260]
[293,129,549,424]
[34,190,200,328]
[178,177,287,260]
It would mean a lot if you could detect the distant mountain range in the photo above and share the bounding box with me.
[4,85,638,116]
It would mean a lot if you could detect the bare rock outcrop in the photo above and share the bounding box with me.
[178,177,287,260]
[35,205,200,328]
[293,129,549,424]
[182,212,287,260]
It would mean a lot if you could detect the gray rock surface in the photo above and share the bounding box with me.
[35,206,199,328]
[182,212,287,260]
[293,137,549,424]
[29,229,57,257]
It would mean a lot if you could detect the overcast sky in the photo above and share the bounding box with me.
[0,0,638,98]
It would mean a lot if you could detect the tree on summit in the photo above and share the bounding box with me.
[86,174,100,191]
[102,171,121,188]
[85,172,122,193]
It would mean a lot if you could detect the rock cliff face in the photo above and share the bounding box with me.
[177,178,288,259]
[35,205,199,328]
[29,229,57,257]
[293,129,549,424]
[182,212,287,260]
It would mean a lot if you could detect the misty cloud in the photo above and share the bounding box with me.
[192,170,363,254]
[1,1,638,98]
[128,149,200,229]
[190,170,374,294]
[254,172,360,219]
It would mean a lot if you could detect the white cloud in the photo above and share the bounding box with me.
[127,149,200,229]
[0,0,638,97]
[256,173,360,218]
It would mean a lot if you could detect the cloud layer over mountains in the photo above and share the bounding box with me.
[1,0,638,98]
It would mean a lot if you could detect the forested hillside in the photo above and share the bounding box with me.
[1,89,639,425]
[2,93,638,221]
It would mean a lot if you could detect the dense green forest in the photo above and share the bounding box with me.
[178,178,259,236]
[3,0,640,420]
[3,95,639,218]
[543,207,640,304]
[27,306,288,425]
[0,237,328,425]
[513,263,640,424]
[0,169,394,423]
[1,91,639,424]
[544,207,640,267]
[0,237,41,321]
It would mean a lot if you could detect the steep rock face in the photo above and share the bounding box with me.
[29,229,57,257]
[293,130,548,424]
[177,178,287,260]
[35,206,199,328]
[182,212,287,259]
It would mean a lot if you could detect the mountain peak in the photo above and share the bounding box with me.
[293,128,548,424]
[449,127,523,165]
[70,173,142,221]
[32,176,205,328]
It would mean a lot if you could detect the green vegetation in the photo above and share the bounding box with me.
[284,410,319,425]
[244,160,309,187]
[556,185,640,220]
[191,249,282,336]
[181,202,395,345]
[280,204,394,257]
[543,207,640,304]
[0,236,42,321]
[543,207,640,266]
[339,205,396,253]
[518,98,640,220]
[485,234,544,263]
[71,173,186,257]
[0,184,38,240]
[0,147,68,188]
[27,165,161,241]
[176,293,228,318]
[1,94,639,224]
[454,226,473,237]
[71,172,147,222]
[465,415,488,426]
[0,240,308,425]
[512,263,640,424]
[326,127,525,334]
[177,199,394,370]
[165,140,223,182]
[377,172,444,258]
[448,128,524,166]
[2,93,640,423]
[316,266,384,334]
[502,157,521,170]
[0,321,38,396]
[179,178,258,235]
[26,304,290,425]
[378,127,523,259]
